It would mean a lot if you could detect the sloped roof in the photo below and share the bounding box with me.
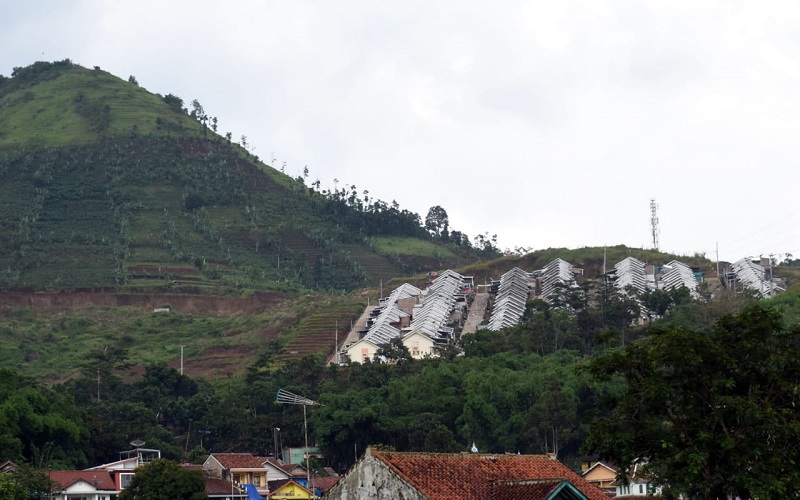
[370,450,607,500]
[268,479,314,498]
[661,260,699,298]
[0,460,17,473]
[49,470,116,491]
[206,477,246,495]
[209,453,269,469]
[312,476,341,492]
[490,479,589,500]
[488,267,530,331]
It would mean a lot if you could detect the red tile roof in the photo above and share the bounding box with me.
[312,476,340,492]
[371,451,608,500]
[490,479,576,500]
[211,453,269,469]
[49,470,116,491]
[206,477,245,495]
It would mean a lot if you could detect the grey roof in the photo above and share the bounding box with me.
[661,260,699,298]
[540,258,580,304]
[487,267,531,331]
[612,257,647,295]
[363,283,422,344]
[730,258,783,298]
[409,270,465,340]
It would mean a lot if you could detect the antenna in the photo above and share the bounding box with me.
[650,199,659,251]
[276,389,322,492]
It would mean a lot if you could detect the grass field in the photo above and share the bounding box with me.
[371,236,458,258]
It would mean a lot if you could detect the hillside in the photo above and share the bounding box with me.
[0,60,478,295]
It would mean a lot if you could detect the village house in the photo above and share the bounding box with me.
[203,453,287,498]
[579,459,618,494]
[323,448,608,500]
[49,470,117,500]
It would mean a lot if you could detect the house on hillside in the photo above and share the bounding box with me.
[323,448,608,500]
[49,470,117,500]
[342,337,383,364]
[401,330,436,359]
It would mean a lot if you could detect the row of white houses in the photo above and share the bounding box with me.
[339,271,473,363]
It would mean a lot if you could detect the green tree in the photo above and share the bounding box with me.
[583,304,800,499]
[0,466,54,500]
[376,338,412,364]
[118,458,207,500]
[162,94,184,113]
[0,369,87,467]
[424,205,449,237]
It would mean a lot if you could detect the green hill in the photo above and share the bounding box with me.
[0,60,478,294]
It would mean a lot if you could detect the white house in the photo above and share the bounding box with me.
[343,338,382,364]
[401,331,436,359]
[49,471,117,500]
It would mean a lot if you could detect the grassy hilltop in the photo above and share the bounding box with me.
[0,60,478,294]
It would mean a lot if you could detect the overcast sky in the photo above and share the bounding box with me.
[3,1,799,262]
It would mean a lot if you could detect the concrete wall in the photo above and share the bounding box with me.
[323,449,426,500]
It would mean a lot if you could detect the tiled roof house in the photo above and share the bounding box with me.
[203,453,290,498]
[49,470,117,500]
[323,448,608,500]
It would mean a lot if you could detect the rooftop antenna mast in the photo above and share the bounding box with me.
[276,389,323,493]
[650,198,660,251]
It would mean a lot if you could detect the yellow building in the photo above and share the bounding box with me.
[269,479,314,499]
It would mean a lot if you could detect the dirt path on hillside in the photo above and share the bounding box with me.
[0,291,287,316]
[462,292,489,334]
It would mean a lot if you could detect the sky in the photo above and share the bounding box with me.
[2,1,799,262]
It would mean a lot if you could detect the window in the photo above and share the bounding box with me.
[233,474,241,484]
[120,473,134,489]
[361,348,369,362]
[639,484,644,494]
[253,475,261,486]
[412,341,420,356]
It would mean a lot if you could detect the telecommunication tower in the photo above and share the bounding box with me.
[650,199,659,251]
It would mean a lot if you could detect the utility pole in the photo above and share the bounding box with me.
[334,320,339,365]
[180,341,185,375]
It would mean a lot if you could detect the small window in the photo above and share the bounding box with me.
[253,475,261,486]
[120,473,134,489]
[640,484,644,494]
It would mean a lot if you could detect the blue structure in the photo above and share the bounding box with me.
[243,483,263,500]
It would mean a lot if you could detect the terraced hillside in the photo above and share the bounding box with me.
[277,300,366,362]
[0,60,483,295]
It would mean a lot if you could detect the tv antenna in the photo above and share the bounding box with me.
[276,389,322,492]
[650,198,659,251]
